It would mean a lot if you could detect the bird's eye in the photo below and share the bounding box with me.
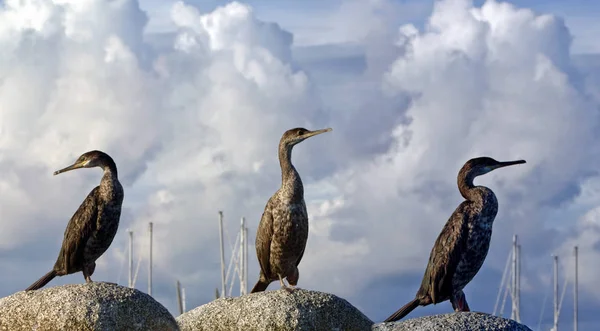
[297,130,304,136]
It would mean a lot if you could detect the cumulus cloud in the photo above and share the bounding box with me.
[0,0,331,310]
[0,0,599,328]
[0,0,162,247]
[296,0,600,324]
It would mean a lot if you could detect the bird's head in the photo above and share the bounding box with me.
[279,127,332,148]
[54,150,112,175]
[461,156,526,178]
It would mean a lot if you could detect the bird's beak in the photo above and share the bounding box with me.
[53,161,87,176]
[495,159,526,169]
[301,128,333,140]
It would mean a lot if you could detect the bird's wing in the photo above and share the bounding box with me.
[295,213,308,266]
[421,202,469,303]
[55,187,99,272]
[255,199,274,278]
[295,247,305,266]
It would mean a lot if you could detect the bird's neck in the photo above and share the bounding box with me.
[278,145,304,199]
[100,157,118,178]
[458,171,483,202]
[99,163,121,200]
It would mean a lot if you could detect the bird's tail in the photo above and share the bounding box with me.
[250,279,270,293]
[25,270,57,291]
[384,298,420,322]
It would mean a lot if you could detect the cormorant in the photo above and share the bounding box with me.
[384,157,526,322]
[251,127,332,293]
[25,150,124,291]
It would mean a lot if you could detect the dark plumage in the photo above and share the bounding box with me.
[25,150,124,291]
[251,127,332,293]
[384,157,526,322]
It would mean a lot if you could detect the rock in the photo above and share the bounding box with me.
[0,282,179,331]
[177,288,373,331]
[373,312,532,331]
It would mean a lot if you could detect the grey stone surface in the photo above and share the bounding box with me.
[177,288,373,331]
[0,282,179,331]
[373,312,532,331]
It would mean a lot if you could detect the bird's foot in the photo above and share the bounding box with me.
[282,284,297,293]
[278,275,296,293]
[85,276,93,284]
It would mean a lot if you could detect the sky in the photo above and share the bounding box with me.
[0,0,599,330]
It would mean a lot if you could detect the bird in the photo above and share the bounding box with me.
[251,127,332,293]
[384,157,526,322]
[25,150,124,291]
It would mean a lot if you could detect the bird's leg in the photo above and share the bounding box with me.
[286,267,300,291]
[83,263,96,284]
[278,274,295,293]
[451,290,470,312]
[82,270,93,283]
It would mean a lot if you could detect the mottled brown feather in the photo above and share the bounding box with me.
[384,157,525,322]
[56,187,100,274]
[25,151,123,291]
[420,202,469,304]
[255,199,275,281]
[251,127,330,293]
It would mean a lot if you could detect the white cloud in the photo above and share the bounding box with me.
[296,0,600,319]
[0,0,599,326]
[0,0,327,310]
